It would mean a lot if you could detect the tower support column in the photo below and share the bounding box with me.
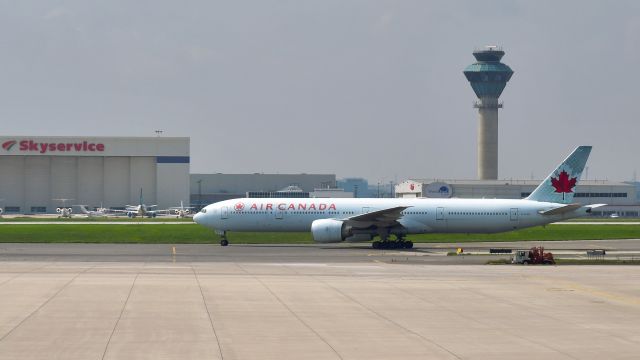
[476,98,500,180]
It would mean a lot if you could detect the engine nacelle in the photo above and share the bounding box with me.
[56,208,62,213]
[311,219,350,243]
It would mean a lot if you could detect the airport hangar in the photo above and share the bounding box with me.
[396,179,640,217]
[0,136,190,214]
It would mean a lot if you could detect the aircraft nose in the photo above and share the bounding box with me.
[193,212,202,224]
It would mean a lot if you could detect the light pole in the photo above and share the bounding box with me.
[197,179,203,210]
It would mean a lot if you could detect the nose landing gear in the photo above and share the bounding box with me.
[215,230,229,246]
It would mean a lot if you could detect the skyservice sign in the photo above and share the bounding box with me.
[1,139,105,154]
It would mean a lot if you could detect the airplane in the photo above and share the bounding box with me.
[53,198,74,218]
[75,205,111,218]
[116,189,164,218]
[169,201,195,218]
[194,146,604,248]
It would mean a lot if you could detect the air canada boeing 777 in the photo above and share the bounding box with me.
[194,146,603,248]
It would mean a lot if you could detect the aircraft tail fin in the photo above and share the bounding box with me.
[526,146,591,204]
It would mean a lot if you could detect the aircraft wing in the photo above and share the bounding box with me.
[342,206,409,228]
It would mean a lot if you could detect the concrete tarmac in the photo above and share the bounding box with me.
[1,243,640,359]
[1,240,640,263]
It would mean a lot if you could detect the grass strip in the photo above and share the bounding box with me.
[0,224,638,244]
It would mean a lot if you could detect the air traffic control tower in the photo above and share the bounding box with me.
[464,46,513,180]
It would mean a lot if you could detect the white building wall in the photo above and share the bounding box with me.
[129,157,156,205]
[24,157,50,212]
[104,157,130,208]
[157,163,190,208]
[51,157,77,202]
[0,156,24,211]
[77,157,104,208]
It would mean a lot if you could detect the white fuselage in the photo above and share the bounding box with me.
[194,197,588,237]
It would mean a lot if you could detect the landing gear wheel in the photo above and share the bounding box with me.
[220,239,229,246]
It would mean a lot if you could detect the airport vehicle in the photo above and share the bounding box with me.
[512,247,555,265]
[194,146,603,247]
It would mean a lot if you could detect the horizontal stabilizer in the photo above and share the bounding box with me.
[538,203,582,216]
[585,204,607,210]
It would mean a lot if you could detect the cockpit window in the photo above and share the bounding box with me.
[201,209,207,214]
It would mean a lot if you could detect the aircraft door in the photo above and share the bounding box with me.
[436,207,445,220]
[221,206,229,219]
[275,210,284,220]
[510,208,519,221]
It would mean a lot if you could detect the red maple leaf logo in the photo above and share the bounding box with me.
[550,170,577,198]
[234,202,245,211]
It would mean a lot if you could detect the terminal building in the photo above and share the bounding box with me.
[190,173,349,207]
[0,136,190,213]
[395,179,639,217]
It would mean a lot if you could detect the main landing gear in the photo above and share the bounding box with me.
[216,230,229,246]
[371,233,413,250]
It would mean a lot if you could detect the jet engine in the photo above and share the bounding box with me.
[56,208,62,213]
[311,219,351,243]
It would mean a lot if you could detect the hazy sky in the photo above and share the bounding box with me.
[1,1,639,183]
